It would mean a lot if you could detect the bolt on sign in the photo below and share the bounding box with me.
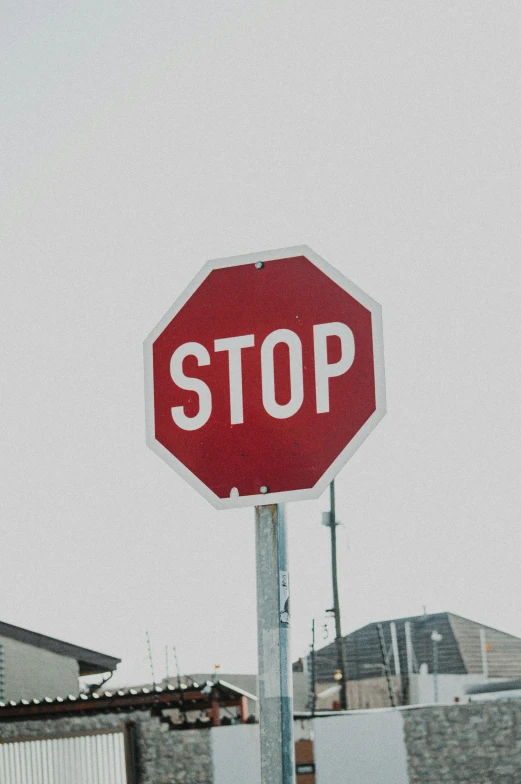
[144,246,386,509]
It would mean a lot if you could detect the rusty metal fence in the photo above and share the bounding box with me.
[0,727,132,784]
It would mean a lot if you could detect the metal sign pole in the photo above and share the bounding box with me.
[255,503,295,784]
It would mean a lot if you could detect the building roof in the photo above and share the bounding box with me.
[0,621,120,676]
[310,613,521,682]
[0,681,256,722]
[175,673,258,698]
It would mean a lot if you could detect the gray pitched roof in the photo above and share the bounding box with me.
[311,612,521,682]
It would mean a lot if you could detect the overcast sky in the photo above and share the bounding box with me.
[1,1,520,688]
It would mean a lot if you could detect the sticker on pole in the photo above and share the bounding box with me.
[144,245,386,509]
[279,572,290,625]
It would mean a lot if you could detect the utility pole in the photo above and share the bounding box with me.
[309,619,316,716]
[326,480,348,710]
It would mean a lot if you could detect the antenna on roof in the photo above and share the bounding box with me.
[85,671,113,696]
[173,646,182,691]
[145,631,156,687]
[173,645,187,723]
[165,645,170,687]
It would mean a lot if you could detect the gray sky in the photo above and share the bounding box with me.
[1,1,520,688]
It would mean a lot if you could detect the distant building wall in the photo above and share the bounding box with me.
[312,673,509,710]
[0,644,5,702]
[408,673,505,705]
[293,671,310,711]
[0,635,79,701]
[347,675,403,709]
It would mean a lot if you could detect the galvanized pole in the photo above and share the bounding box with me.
[255,504,295,784]
[433,643,439,703]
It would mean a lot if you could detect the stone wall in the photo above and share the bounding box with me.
[403,701,521,784]
[0,711,212,784]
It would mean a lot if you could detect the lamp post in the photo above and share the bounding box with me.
[431,631,443,703]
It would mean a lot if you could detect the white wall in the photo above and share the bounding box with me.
[211,711,410,784]
[211,724,261,784]
[292,671,310,711]
[313,711,409,784]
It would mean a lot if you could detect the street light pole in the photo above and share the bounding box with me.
[431,631,442,704]
[328,480,348,710]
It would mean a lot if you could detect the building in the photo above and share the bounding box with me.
[296,612,521,710]
[0,620,120,702]
[125,674,259,722]
[181,674,258,720]
[0,679,257,784]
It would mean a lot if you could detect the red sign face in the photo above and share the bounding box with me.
[144,246,385,509]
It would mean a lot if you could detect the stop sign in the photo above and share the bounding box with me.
[144,246,385,509]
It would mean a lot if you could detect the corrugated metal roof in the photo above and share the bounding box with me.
[0,680,255,721]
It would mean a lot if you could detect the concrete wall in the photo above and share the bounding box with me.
[210,714,409,784]
[0,635,80,701]
[212,724,260,784]
[313,711,409,784]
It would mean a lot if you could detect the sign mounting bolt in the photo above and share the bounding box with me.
[255,261,264,269]
[260,485,269,494]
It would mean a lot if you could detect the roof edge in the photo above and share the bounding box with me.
[0,621,120,675]
[446,613,521,641]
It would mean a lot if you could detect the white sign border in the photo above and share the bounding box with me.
[144,245,386,509]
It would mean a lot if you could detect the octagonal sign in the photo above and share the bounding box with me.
[144,246,385,509]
